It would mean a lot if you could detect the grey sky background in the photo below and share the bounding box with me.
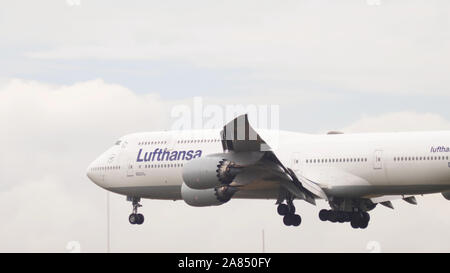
[1,0,450,252]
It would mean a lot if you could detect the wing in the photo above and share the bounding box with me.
[221,114,318,204]
[294,168,372,199]
[221,114,271,152]
[293,172,328,200]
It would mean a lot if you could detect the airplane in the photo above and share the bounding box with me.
[86,114,450,229]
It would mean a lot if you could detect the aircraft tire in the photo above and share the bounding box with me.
[328,211,337,223]
[319,209,329,221]
[129,213,137,225]
[136,213,144,225]
[277,204,289,216]
[359,219,369,229]
[292,214,302,227]
[350,217,359,229]
[362,212,370,223]
[283,214,293,226]
[337,212,347,223]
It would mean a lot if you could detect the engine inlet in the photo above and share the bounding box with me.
[216,159,242,185]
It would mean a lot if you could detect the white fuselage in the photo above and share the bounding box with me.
[87,129,450,200]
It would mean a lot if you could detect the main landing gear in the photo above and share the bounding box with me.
[277,199,302,227]
[128,197,144,225]
[319,209,370,229]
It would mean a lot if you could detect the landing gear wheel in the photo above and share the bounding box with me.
[283,214,293,226]
[328,211,337,223]
[337,212,346,223]
[362,212,370,223]
[129,214,137,225]
[292,214,302,227]
[350,212,370,229]
[359,219,369,229]
[277,204,289,216]
[319,209,329,221]
[359,212,369,229]
[350,217,360,229]
[136,213,144,225]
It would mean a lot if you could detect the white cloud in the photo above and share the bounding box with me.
[1,1,448,94]
[0,176,105,252]
[0,78,170,191]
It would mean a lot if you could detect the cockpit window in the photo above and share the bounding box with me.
[115,140,122,145]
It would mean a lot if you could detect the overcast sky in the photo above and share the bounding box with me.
[1,0,450,252]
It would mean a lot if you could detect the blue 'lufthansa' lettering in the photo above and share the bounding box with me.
[137,148,202,162]
[430,146,450,153]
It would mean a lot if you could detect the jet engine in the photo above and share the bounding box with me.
[182,156,243,190]
[181,182,238,207]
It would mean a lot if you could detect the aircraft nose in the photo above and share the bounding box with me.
[86,155,108,189]
[86,162,95,182]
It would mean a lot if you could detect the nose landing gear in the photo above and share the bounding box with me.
[127,197,144,225]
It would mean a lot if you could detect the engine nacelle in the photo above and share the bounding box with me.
[182,156,243,190]
[442,191,450,200]
[181,183,238,207]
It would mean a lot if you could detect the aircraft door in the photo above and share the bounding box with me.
[374,150,383,170]
[127,162,134,177]
[120,140,135,177]
[292,152,303,173]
